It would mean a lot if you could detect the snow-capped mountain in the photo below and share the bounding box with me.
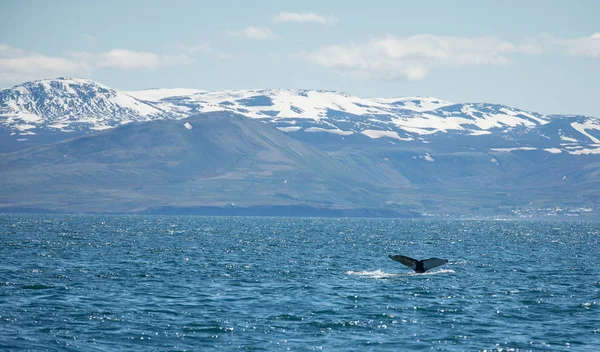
[125,87,549,138]
[2,77,600,155]
[125,88,456,120]
[0,77,175,134]
[2,78,600,217]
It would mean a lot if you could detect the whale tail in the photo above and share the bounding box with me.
[421,257,448,271]
[388,255,448,273]
[388,255,419,270]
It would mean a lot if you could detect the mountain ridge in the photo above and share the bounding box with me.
[0,111,412,214]
[1,78,600,218]
[3,77,599,156]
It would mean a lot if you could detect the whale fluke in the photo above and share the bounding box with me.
[388,255,448,273]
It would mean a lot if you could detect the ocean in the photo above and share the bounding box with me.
[1,215,599,351]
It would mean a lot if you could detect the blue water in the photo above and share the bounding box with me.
[1,215,599,351]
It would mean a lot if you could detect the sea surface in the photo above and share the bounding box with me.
[1,215,599,351]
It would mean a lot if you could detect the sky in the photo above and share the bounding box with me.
[0,0,599,116]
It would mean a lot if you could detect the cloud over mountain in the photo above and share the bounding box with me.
[273,12,337,25]
[227,26,278,40]
[0,44,191,85]
[303,34,541,81]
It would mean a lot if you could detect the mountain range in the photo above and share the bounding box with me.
[1,77,599,218]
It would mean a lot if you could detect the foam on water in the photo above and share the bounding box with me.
[346,268,455,279]
[346,269,401,278]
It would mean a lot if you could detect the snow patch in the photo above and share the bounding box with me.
[490,147,538,152]
[9,113,42,123]
[361,129,412,141]
[560,135,578,143]
[568,146,600,155]
[543,148,562,154]
[110,93,162,116]
[571,122,600,144]
[372,96,454,111]
[305,127,353,135]
[470,130,492,136]
[90,125,114,131]
[277,126,302,132]
[15,124,36,131]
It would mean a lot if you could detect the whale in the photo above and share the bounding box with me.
[388,255,448,273]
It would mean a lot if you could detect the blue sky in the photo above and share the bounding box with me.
[1,0,599,116]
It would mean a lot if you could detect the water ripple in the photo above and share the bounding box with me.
[1,215,599,351]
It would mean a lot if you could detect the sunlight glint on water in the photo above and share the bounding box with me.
[1,215,599,351]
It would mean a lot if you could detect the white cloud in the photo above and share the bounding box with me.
[177,42,233,59]
[544,32,600,58]
[73,49,193,70]
[0,44,25,58]
[161,53,194,66]
[81,33,97,43]
[0,44,191,86]
[97,49,161,70]
[0,44,91,84]
[273,12,337,25]
[228,26,277,40]
[303,32,600,81]
[303,34,540,80]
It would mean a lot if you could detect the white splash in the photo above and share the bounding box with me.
[346,268,455,278]
[346,269,400,279]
